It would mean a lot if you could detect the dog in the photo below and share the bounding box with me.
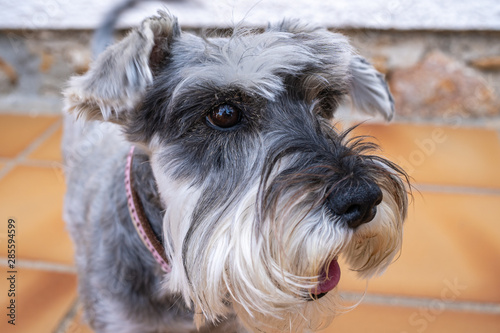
[62,9,409,333]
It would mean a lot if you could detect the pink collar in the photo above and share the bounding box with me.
[125,146,171,273]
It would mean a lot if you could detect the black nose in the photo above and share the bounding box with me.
[327,181,383,229]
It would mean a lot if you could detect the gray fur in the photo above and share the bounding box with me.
[63,10,407,333]
[65,13,180,123]
[349,56,395,120]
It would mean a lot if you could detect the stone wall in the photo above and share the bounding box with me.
[345,30,500,125]
[0,28,499,127]
[0,30,92,114]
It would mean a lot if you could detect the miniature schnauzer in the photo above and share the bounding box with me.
[62,10,408,333]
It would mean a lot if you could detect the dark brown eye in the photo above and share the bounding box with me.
[207,104,241,129]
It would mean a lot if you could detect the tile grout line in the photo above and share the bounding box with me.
[15,117,63,161]
[1,158,64,169]
[414,183,500,196]
[0,160,18,182]
[0,118,62,181]
[0,257,76,274]
[18,159,64,168]
[53,298,81,333]
[341,291,500,315]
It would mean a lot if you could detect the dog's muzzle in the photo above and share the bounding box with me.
[308,180,383,300]
[327,180,383,229]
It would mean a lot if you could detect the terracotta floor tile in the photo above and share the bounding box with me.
[352,123,500,189]
[65,308,93,333]
[0,114,60,158]
[66,304,500,333]
[0,268,77,333]
[339,191,500,303]
[318,304,500,333]
[0,165,74,265]
[28,125,63,162]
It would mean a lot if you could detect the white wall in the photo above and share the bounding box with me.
[1,0,499,30]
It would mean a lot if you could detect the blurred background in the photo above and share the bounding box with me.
[0,0,499,332]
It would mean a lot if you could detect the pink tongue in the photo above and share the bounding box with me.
[313,260,341,295]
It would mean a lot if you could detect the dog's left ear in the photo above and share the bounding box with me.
[348,56,395,121]
[268,20,394,120]
[64,11,180,124]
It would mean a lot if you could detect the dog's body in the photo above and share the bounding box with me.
[63,10,408,333]
[63,120,237,332]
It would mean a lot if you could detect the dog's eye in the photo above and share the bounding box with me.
[207,104,241,129]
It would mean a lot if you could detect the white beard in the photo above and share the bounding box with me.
[150,146,405,333]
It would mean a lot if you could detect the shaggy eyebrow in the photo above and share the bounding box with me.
[169,32,333,100]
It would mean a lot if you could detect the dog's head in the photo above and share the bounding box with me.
[65,11,408,332]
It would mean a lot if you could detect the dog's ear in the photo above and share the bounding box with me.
[267,20,394,120]
[64,11,180,124]
[348,56,394,120]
